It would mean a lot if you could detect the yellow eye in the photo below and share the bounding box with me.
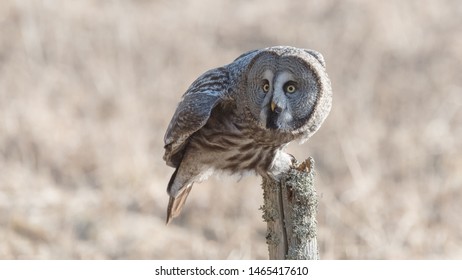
[262,80,270,93]
[284,82,297,94]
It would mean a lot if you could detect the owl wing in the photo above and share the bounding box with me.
[163,67,230,167]
[163,49,263,167]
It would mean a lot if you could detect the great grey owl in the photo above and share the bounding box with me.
[163,46,332,224]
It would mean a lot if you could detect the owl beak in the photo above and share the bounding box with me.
[271,101,277,112]
[270,101,282,114]
[267,101,280,129]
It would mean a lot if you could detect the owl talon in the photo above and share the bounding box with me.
[267,151,294,180]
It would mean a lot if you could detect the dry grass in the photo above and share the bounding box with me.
[0,0,461,259]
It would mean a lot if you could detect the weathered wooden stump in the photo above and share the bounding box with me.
[261,157,319,260]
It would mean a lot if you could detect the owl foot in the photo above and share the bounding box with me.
[267,151,296,181]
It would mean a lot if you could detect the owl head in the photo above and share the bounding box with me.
[238,46,332,142]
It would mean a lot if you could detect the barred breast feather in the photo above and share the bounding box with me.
[188,102,291,175]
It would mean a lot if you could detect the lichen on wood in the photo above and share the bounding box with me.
[261,157,319,260]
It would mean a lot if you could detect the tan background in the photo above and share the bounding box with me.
[0,0,461,259]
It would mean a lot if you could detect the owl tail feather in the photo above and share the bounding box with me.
[166,185,193,224]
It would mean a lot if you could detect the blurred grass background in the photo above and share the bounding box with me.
[0,0,461,259]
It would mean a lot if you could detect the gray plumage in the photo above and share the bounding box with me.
[163,46,332,224]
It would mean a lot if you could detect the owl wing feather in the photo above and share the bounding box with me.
[163,49,264,168]
[163,67,230,167]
